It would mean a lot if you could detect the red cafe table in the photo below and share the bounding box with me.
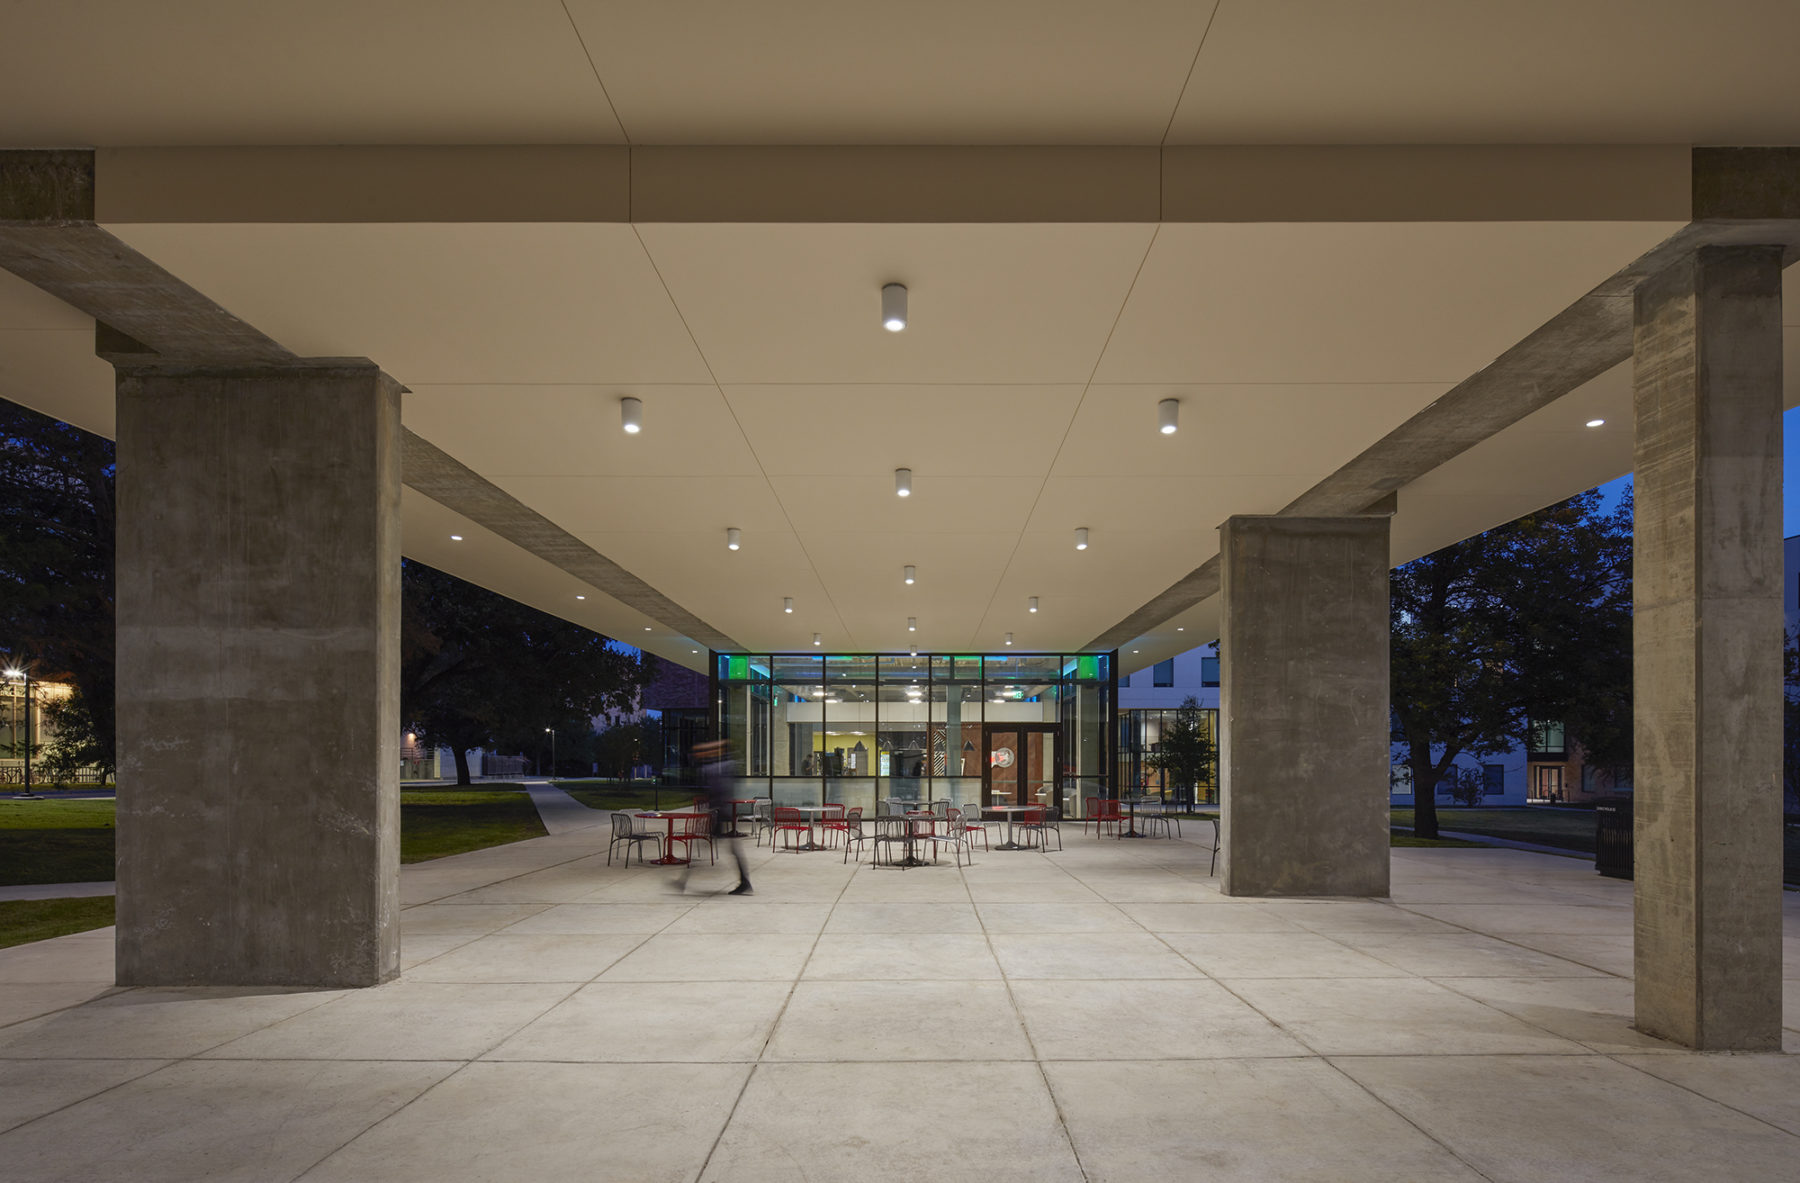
[637,810,706,865]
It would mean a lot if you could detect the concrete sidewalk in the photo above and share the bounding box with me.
[519,781,605,835]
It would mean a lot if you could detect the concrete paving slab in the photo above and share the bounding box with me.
[766,979,1029,1061]
[1012,977,1306,1061]
[1222,976,1590,1056]
[0,1058,168,1135]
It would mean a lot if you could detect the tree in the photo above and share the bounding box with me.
[401,560,651,784]
[1391,488,1632,839]
[0,400,116,773]
[1147,695,1216,809]
[594,721,649,780]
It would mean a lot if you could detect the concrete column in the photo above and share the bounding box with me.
[114,361,403,988]
[1631,245,1785,1050]
[1218,515,1391,896]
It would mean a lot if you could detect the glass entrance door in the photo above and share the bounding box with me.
[984,725,1057,808]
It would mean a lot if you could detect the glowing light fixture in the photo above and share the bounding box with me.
[726,527,741,551]
[895,467,912,498]
[881,282,907,331]
[907,617,917,632]
[575,594,586,601]
[812,633,822,647]
[1075,527,1089,551]
[903,565,915,585]
[620,396,642,434]
[783,597,794,613]
[1005,632,1014,646]
[1028,596,1039,613]
[449,534,463,541]
[1158,397,1179,435]
[1586,418,1606,428]
[644,626,652,632]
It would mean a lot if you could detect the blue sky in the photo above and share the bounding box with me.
[1589,405,1800,535]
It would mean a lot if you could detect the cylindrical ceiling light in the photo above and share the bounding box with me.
[1075,527,1089,551]
[881,282,907,332]
[895,467,912,498]
[783,597,794,614]
[907,617,917,632]
[812,632,822,647]
[1028,596,1039,613]
[1158,397,1179,435]
[621,396,642,434]
[903,565,916,585]
[1005,632,1014,646]
[726,527,742,551]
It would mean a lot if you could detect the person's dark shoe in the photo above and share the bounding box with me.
[729,883,753,895]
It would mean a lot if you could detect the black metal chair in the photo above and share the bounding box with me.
[607,812,662,867]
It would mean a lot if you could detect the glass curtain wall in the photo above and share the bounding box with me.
[715,651,1114,816]
[1116,707,1220,806]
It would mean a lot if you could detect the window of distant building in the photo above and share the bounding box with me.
[1201,657,1220,687]
[1482,763,1505,796]
[1529,720,1565,756]
[1153,659,1174,687]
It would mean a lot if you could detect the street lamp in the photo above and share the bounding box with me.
[544,726,556,780]
[4,667,36,799]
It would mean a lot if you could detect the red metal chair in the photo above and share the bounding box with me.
[962,803,992,852]
[772,806,810,852]
[670,810,715,865]
[1096,798,1124,838]
[1079,796,1101,837]
[823,805,860,851]
[1018,806,1060,852]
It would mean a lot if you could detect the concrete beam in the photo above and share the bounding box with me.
[1631,244,1785,1050]
[1218,515,1391,898]
[0,150,291,363]
[89,144,1691,225]
[115,359,402,987]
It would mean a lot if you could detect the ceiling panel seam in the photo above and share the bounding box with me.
[557,0,631,145]
[1158,0,1224,150]
[971,223,1165,647]
[626,222,851,648]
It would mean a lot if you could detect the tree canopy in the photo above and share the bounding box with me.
[0,400,116,775]
[401,560,652,783]
[1390,487,1632,839]
[1147,694,1216,808]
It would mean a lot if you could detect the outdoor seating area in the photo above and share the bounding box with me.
[2,804,1795,1181]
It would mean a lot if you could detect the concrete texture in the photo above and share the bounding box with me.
[1632,244,1787,1050]
[1218,515,1391,897]
[0,825,1794,1181]
[518,782,604,835]
[113,361,403,987]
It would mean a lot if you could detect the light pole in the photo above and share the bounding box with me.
[4,667,37,800]
[544,726,556,781]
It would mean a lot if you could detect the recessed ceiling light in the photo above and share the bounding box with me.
[620,395,642,434]
[644,627,652,632]
[1158,397,1179,435]
[895,467,912,498]
[575,594,585,600]
[783,597,794,613]
[1075,527,1089,551]
[1177,626,1185,631]
[691,649,699,654]
[1132,649,1139,653]
[903,565,915,585]
[1028,596,1039,613]
[726,527,741,551]
[881,282,907,332]
[1586,418,1605,428]
[449,534,463,541]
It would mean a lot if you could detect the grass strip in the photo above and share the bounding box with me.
[0,896,115,950]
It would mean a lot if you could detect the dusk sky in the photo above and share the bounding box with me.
[1589,404,1800,535]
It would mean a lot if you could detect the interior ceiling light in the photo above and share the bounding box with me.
[644,627,652,632]
[1005,632,1014,646]
[1586,418,1606,428]
[1075,527,1089,551]
[1158,397,1179,435]
[449,534,463,541]
[903,565,916,585]
[812,687,826,697]
[726,527,741,551]
[1177,626,1185,631]
[812,633,822,647]
[907,617,917,632]
[620,395,642,434]
[895,467,912,498]
[783,597,794,613]
[1028,596,1039,613]
[575,594,586,601]
[910,648,918,658]
[881,282,907,332]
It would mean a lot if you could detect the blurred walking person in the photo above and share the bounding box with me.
[678,738,751,895]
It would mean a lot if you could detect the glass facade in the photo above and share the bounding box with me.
[1116,706,1220,807]
[715,652,1114,817]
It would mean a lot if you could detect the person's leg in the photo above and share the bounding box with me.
[728,836,752,894]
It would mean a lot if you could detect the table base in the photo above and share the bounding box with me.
[649,855,690,865]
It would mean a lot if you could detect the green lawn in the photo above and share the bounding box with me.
[555,779,684,814]
[1391,807,1599,852]
[0,896,115,950]
[397,785,546,863]
[0,786,549,885]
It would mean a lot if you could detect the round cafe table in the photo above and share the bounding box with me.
[636,810,705,865]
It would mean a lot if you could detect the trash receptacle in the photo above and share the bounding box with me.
[1594,797,1633,879]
